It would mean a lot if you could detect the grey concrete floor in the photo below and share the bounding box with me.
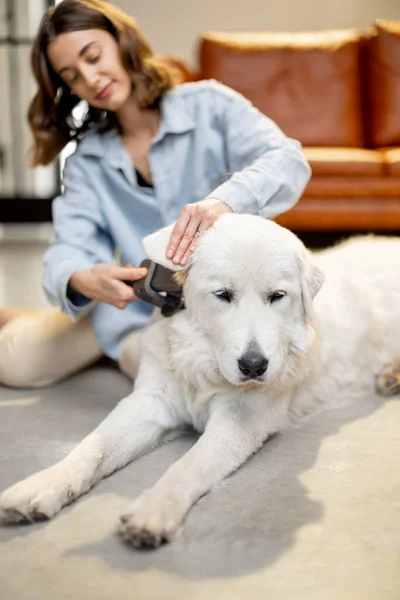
[0,366,399,600]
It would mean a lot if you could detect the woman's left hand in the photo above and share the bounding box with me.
[166,198,232,266]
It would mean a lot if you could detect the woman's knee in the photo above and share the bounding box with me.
[0,316,58,387]
[0,312,101,388]
[0,358,56,388]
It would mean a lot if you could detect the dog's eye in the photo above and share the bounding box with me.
[214,289,234,303]
[270,291,286,304]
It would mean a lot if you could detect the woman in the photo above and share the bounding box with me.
[0,0,312,388]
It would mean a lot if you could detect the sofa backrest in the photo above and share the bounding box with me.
[367,19,400,148]
[200,29,366,148]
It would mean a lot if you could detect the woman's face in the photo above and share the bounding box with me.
[47,28,133,111]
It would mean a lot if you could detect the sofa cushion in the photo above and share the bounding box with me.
[276,196,400,230]
[200,30,365,147]
[382,148,400,175]
[368,20,400,147]
[304,176,400,197]
[304,147,385,176]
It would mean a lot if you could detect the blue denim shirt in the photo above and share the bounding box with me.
[42,80,311,359]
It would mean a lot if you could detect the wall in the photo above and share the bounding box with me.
[113,0,400,65]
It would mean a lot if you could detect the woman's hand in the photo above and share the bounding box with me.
[69,264,148,309]
[166,198,232,266]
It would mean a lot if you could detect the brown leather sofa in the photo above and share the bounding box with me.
[187,19,400,232]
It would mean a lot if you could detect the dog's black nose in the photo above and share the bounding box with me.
[238,353,268,379]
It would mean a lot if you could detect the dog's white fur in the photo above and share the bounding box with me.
[1,214,399,547]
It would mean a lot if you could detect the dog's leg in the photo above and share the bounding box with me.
[0,365,182,524]
[120,394,288,548]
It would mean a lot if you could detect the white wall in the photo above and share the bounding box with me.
[113,0,400,65]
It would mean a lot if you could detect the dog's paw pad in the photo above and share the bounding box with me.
[0,507,32,525]
[118,491,183,549]
[119,511,173,549]
[120,513,130,525]
[29,505,51,521]
[0,466,77,525]
[120,520,166,548]
[376,362,400,397]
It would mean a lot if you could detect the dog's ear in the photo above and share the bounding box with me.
[143,222,192,272]
[297,251,324,320]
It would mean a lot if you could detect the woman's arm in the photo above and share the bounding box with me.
[165,82,311,266]
[42,154,146,316]
[207,82,311,217]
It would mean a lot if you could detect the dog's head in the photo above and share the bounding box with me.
[144,214,324,390]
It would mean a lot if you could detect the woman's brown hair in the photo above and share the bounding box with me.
[28,0,180,166]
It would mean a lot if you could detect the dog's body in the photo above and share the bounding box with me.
[1,215,399,547]
[297,235,400,414]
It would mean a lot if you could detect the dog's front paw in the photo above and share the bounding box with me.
[0,464,78,524]
[119,490,185,549]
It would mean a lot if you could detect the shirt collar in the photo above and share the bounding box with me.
[77,87,195,169]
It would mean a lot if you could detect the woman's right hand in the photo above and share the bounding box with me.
[69,263,148,309]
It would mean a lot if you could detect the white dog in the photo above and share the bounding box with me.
[1,214,399,548]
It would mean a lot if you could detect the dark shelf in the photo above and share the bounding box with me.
[0,197,54,222]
